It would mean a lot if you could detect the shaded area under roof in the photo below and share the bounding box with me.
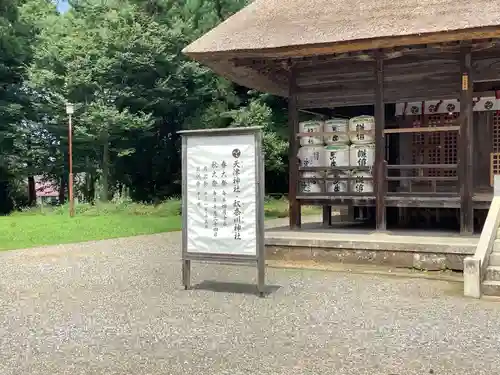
[183,0,500,99]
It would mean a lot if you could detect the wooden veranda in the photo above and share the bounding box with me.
[183,0,500,235]
[281,44,499,235]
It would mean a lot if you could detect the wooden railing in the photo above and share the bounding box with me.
[386,164,459,196]
[297,163,460,198]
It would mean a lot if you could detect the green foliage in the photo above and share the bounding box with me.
[225,98,288,173]
[15,198,182,217]
[2,0,290,214]
[0,0,38,213]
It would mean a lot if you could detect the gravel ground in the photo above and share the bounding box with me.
[0,232,500,375]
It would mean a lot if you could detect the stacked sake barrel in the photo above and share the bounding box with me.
[349,116,375,193]
[297,116,375,194]
[323,118,350,193]
[297,121,324,193]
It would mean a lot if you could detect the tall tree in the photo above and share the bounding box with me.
[0,0,34,212]
[3,0,289,213]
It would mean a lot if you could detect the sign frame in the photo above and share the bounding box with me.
[178,127,265,296]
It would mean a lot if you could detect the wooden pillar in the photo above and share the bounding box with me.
[288,65,301,229]
[374,51,387,231]
[322,205,332,227]
[460,47,474,235]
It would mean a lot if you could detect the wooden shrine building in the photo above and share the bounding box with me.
[183,0,500,235]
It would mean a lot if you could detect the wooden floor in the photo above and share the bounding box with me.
[473,187,494,209]
[298,187,493,209]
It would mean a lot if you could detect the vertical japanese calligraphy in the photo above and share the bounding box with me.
[221,161,228,227]
[185,134,257,255]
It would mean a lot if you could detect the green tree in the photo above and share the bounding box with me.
[0,0,36,212]
[28,0,192,201]
[12,0,289,212]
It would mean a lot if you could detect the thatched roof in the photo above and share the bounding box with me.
[183,0,500,96]
[185,0,500,57]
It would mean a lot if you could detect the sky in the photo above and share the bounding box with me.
[56,0,70,13]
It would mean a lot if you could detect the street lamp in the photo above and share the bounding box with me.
[66,102,75,217]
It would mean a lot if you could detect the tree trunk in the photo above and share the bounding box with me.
[0,167,13,214]
[84,157,96,204]
[89,173,96,204]
[101,133,110,202]
[214,0,224,21]
[59,175,66,205]
[27,176,36,206]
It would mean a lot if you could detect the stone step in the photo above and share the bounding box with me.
[485,266,500,281]
[489,253,500,266]
[482,280,500,296]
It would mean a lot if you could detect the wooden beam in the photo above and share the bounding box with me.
[297,81,377,94]
[460,46,474,235]
[288,65,301,229]
[298,88,458,104]
[298,79,459,98]
[230,41,500,70]
[297,60,373,76]
[297,70,458,91]
[384,126,460,134]
[374,51,386,231]
[298,89,461,108]
[298,76,458,97]
[473,57,500,82]
[297,75,375,88]
[297,89,499,109]
[278,58,498,90]
[296,58,456,80]
[231,53,500,101]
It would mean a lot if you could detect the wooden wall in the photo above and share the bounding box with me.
[473,112,494,189]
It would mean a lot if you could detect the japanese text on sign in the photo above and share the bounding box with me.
[186,134,257,255]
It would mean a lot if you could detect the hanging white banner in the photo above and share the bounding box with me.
[395,97,500,116]
[185,133,257,256]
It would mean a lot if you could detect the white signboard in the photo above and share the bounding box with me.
[186,133,257,255]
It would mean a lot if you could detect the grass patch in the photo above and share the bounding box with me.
[264,197,320,218]
[0,198,320,250]
[0,213,182,251]
[0,200,183,250]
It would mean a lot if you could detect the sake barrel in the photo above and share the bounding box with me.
[324,145,350,168]
[326,171,349,193]
[351,171,374,193]
[349,115,375,144]
[298,146,325,168]
[324,118,349,145]
[300,172,322,193]
[349,144,375,168]
[299,120,323,146]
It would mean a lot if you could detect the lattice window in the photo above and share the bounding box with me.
[443,113,459,177]
[491,153,500,186]
[493,113,500,153]
[409,112,459,183]
[412,116,424,145]
[443,130,458,176]
[428,147,440,177]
